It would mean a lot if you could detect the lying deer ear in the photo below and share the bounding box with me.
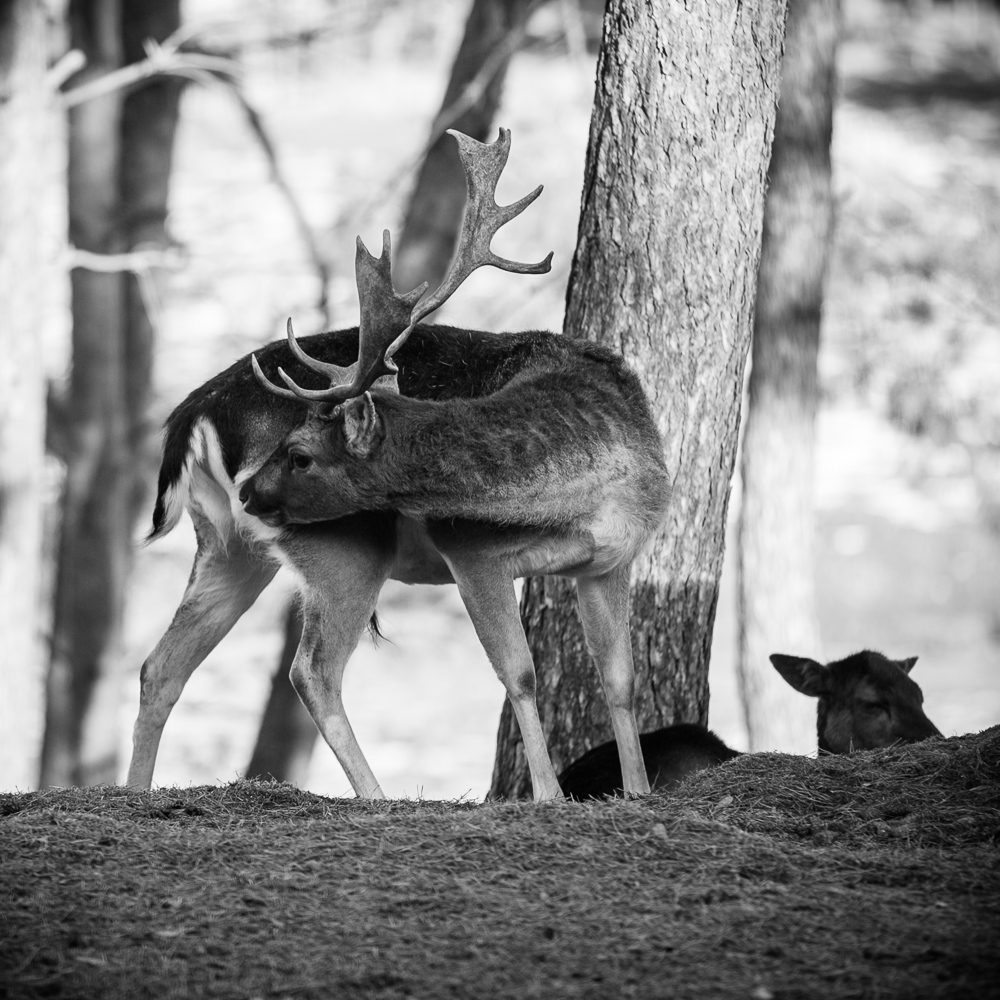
[770,654,831,697]
[342,391,384,459]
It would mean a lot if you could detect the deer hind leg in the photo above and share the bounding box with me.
[575,565,650,796]
[280,518,395,799]
[126,520,279,789]
[444,555,562,802]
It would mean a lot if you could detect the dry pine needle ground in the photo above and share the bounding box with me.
[1,727,998,1000]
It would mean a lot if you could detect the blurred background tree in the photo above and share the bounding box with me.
[0,0,60,790]
[393,0,538,293]
[40,0,183,787]
[736,0,840,754]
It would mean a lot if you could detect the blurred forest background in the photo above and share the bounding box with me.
[3,0,1000,797]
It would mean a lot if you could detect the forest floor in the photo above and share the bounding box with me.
[2,728,998,999]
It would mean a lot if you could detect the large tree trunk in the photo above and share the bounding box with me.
[491,0,788,798]
[246,0,535,785]
[737,0,839,753]
[0,0,59,790]
[40,0,181,787]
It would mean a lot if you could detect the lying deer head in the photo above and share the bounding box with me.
[771,649,942,753]
[241,128,552,525]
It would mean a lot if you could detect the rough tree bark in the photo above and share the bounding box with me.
[737,0,839,753]
[40,0,182,787]
[0,0,58,790]
[247,0,535,785]
[491,0,789,798]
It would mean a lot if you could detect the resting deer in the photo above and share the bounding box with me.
[127,129,671,801]
[558,650,942,799]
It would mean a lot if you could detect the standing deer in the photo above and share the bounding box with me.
[127,129,672,801]
[557,649,942,799]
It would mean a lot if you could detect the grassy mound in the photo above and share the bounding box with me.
[1,729,998,999]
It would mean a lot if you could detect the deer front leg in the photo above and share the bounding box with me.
[290,596,386,799]
[127,528,279,789]
[575,566,650,796]
[444,555,563,802]
[281,520,394,799]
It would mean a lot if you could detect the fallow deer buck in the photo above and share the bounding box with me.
[558,650,942,799]
[127,129,672,801]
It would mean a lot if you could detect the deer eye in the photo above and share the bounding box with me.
[289,450,313,472]
[863,701,889,716]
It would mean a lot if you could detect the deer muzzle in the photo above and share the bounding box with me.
[239,477,287,526]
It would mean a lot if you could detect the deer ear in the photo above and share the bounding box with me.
[770,654,832,697]
[342,391,384,459]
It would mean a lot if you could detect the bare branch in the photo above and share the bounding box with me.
[59,23,330,321]
[46,50,86,92]
[427,1,544,144]
[61,40,239,108]
[227,90,331,318]
[327,0,547,256]
[66,245,185,274]
[66,245,183,341]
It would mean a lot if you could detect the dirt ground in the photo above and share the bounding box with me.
[2,728,998,1000]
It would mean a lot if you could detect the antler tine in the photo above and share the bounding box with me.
[385,128,553,365]
[285,318,355,381]
[259,232,429,404]
[253,318,359,403]
[251,353,300,400]
[353,230,427,384]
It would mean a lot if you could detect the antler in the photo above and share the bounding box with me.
[385,127,553,363]
[250,318,351,402]
[254,127,551,404]
[251,230,427,403]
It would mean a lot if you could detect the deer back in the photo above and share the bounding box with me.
[559,723,740,800]
[148,325,607,544]
[244,336,671,546]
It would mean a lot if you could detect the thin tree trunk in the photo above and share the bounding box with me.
[491,0,788,798]
[737,0,839,753]
[121,0,183,524]
[246,604,316,784]
[40,0,181,787]
[0,0,58,790]
[393,0,535,292]
[41,0,127,789]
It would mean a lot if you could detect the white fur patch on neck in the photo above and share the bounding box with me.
[162,417,286,550]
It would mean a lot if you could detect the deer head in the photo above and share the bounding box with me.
[241,128,552,525]
[771,650,942,753]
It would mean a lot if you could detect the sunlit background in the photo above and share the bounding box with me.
[34,0,1000,798]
